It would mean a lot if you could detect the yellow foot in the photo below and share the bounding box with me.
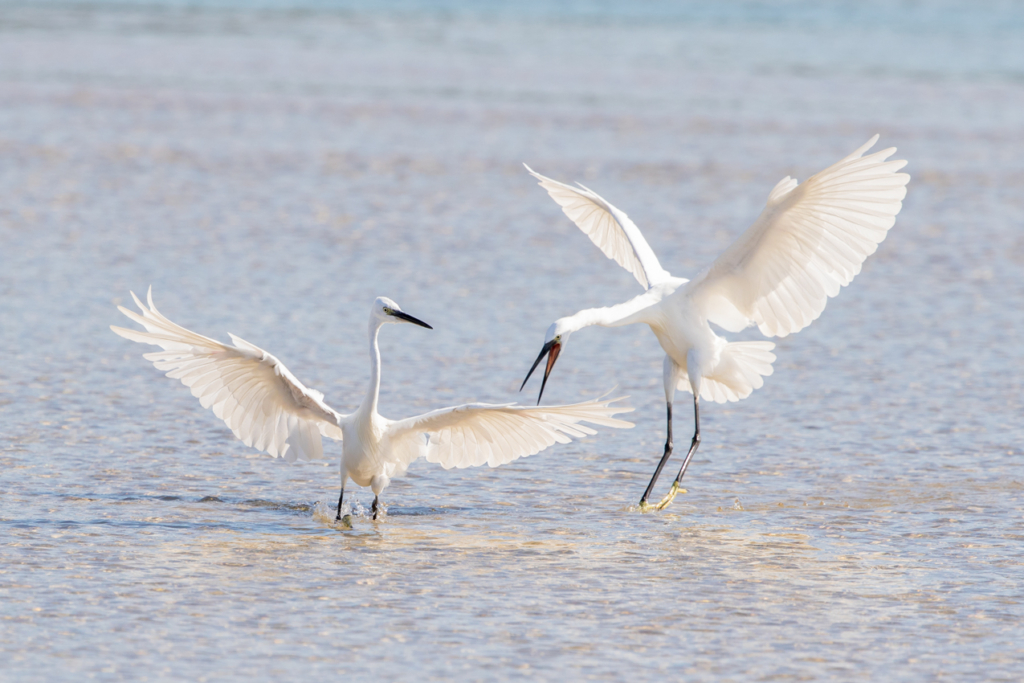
[647,481,688,511]
[336,514,353,528]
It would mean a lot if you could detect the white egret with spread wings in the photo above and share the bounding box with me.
[520,136,909,511]
[113,290,633,520]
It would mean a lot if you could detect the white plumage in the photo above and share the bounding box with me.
[113,290,633,520]
[521,136,909,510]
[526,164,670,289]
[690,135,909,338]
[113,291,343,462]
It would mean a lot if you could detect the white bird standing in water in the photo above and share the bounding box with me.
[113,290,633,520]
[520,136,909,511]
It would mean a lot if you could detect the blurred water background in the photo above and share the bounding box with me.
[1,0,1023,680]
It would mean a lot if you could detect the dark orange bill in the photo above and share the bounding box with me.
[538,341,561,405]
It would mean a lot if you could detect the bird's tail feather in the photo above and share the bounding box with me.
[678,341,776,404]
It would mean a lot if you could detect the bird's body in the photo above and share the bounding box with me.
[521,136,910,510]
[113,291,633,519]
[544,274,778,405]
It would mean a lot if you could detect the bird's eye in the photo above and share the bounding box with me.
[555,335,561,342]
[383,307,392,314]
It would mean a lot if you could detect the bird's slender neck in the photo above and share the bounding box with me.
[562,290,659,333]
[360,319,384,416]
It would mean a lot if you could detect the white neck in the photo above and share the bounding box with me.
[562,290,659,333]
[359,319,384,416]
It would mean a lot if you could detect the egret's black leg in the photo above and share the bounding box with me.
[672,396,701,486]
[639,403,674,506]
[335,480,346,521]
[650,395,700,511]
[371,495,379,520]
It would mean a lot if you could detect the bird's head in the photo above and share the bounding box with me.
[373,297,433,329]
[520,319,572,405]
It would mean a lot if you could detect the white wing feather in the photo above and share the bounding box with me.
[384,395,634,470]
[111,288,345,462]
[525,164,670,290]
[687,135,910,337]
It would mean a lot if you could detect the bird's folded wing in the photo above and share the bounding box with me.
[525,164,670,290]
[384,395,634,470]
[111,288,345,462]
[686,135,910,337]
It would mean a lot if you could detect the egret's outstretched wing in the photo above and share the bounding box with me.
[687,135,910,337]
[525,165,670,290]
[111,288,346,462]
[384,394,633,470]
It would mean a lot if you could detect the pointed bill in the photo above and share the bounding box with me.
[520,339,561,404]
[390,310,433,329]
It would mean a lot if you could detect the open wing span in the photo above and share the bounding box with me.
[111,288,346,462]
[525,165,670,290]
[384,394,634,470]
[687,135,910,337]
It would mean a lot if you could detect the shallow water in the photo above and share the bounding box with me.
[2,1,1023,680]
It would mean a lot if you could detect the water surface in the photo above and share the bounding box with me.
[1,1,1023,680]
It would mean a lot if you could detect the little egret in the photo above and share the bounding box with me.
[113,290,633,520]
[521,136,909,511]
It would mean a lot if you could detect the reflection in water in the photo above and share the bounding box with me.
[2,0,1024,680]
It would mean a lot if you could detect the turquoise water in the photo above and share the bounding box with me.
[1,1,1022,680]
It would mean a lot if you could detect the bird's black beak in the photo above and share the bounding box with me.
[520,339,561,405]
[392,310,433,329]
